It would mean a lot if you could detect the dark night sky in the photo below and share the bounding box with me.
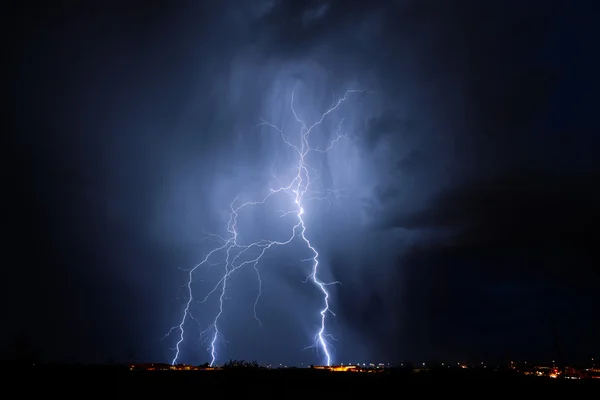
[4,1,599,366]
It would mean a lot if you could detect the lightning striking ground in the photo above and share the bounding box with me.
[164,88,364,367]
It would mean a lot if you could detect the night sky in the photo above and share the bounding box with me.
[4,1,599,366]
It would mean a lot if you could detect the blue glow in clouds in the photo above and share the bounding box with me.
[164,88,364,367]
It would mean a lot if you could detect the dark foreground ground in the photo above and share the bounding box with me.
[4,366,599,392]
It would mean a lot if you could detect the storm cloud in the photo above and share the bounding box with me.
[5,0,597,365]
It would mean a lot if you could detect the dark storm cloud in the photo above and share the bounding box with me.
[4,1,241,362]
[392,168,600,281]
[246,0,598,363]
[5,0,598,365]
[392,169,600,362]
[391,168,599,360]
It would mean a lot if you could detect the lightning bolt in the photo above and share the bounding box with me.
[164,87,364,367]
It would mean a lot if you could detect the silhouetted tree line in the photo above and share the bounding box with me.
[222,359,260,369]
[3,331,42,365]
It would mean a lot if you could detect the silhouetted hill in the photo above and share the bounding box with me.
[3,364,599,391]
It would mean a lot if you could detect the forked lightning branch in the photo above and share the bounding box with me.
[164,87,364,367]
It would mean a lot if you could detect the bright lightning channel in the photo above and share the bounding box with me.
[164,88,364,367]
